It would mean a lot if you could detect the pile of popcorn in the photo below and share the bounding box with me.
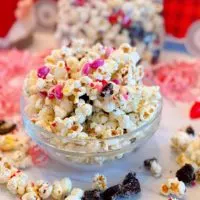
[56,0,163,64]
[0,120,33,169]
[23,41,161,163]
[0,156,86,200]
[171,126,200,169]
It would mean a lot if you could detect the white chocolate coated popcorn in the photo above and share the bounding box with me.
[52,177,72,200]
[160,178,186,198]
[150,160,162,178]
[92,173,107,190]
[24,41,161,164]
[7,172,29,195]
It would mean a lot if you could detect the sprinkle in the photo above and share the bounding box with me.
[37,66,50,79]
[112,79,120,85]
[82,63,91,75]
[54,85,63,100]
[123,93,129,100]
[90,59,104,69]
[105,47,114,58]
[39,91,48,97]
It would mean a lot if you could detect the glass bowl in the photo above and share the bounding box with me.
[21,96,162,166]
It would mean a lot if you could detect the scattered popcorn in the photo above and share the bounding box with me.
[23,41,161,164]
[144,157,162,177]
[171,126,200,168]
[160,178,186,198]
[92,173,107,190]
[51,177,72,199]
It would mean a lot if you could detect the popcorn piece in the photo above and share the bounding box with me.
[171,130,194,152]
[92,173,107,191]
[144,157,162,177]
[22,192,40,200]
[160,178,186,198]
[7,171,29,195]
[52,177,72,199]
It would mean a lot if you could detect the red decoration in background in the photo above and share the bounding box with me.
[0,0,18,37]
[146,61,200,102]
[190,102,200,119]
[164,0,200,38]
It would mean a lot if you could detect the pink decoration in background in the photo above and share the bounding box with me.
[0,49,50,118]
[28,145,49,166]
[146,61,200,102]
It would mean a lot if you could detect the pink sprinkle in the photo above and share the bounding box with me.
[90,59,104,69]
[54,85,63,100]
[122,16,132,28]
[105,47,114,58]
[82,63,91,75]
[112,79,120,85]
[94,83,103,92]
[123,93,129,100]
[39,91,47,97]
[37,66,50,79]
[74,0,86,6]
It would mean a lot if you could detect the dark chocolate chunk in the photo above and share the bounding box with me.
[83,190,103,200]
[121,180,141,197]
[176,164,196,185]
[144,157,157,169]
[185,126,195,136]
[0,121,17,135]
[122,172,136,185]
[100,83,114,97]
[102,184,122,200]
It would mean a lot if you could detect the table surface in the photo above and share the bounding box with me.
[1,32,200,200]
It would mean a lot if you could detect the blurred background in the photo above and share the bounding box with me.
[1,0,200,56]
[0,0,200,118]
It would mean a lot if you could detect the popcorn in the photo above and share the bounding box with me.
[22,192,40,200]
[51,178,72,200]
[92,173,107,191]
[65,188,84,200]
[171,126,200,168]
[7,171,29,195]
[160,178,186,198]
[24,41,161,164]
[144,158,162,178]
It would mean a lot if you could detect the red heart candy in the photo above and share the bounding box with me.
[190,102,200,119]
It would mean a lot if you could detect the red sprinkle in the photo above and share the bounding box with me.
[39,91,48,97]
[122,16,132,28]
[82,63,91,75]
